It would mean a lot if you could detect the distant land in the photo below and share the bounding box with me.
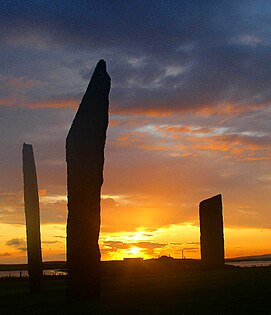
[0,254,270,271]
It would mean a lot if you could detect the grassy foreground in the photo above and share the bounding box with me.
[0,266,270,314]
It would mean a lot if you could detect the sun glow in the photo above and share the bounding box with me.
[128,246,142,255]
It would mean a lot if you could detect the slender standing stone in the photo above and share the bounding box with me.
[199,194,224,269]
[22,143,43,292]
[66,60,110,299]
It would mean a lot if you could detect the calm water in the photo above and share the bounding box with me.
[0,269,66,278]
[226,260,271,268]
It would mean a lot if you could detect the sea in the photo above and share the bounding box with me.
[226,260,271,268]
[0,269,66,278]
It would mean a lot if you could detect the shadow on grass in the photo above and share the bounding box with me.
[0,267,270,314]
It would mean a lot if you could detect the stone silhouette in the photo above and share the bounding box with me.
[199,194,224,269]
[22,143,43,293]
[66,60,111,299]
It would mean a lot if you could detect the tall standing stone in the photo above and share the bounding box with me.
[22,143,43,292]
[199,194,224,269]
[66,60,111,299]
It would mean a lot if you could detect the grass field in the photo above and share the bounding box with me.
[0,266,270,314]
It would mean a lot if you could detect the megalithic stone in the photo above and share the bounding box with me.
[199,194,224,269]
[66,60,111,299]
[22,143,43,293]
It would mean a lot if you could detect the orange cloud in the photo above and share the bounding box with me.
[196,102,268,116]
[39,189,47,196]
[190,134,271,161]
[113,120,271,162]
[111,104,176,117]
[0,97,19,106]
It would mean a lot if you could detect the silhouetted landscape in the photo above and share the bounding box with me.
[1,253,271,273]
[1,2,271,314]
[1,257,271,313]
[0,261,270,314]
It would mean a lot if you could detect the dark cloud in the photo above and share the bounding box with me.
[42,240,60,245]
[0,1,271,112]
[6,238,27,252]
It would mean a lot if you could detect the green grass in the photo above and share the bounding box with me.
[0,267,270,314]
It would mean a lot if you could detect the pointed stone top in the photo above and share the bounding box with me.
[96,59,106,71]
[91,59,109,82]
[66,59,111,146]
[78,59,110,106]
[23,143,33,152]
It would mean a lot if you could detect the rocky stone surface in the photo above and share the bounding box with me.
[199,194,225,269]
[66,60,111,299]
[22,143,42,292]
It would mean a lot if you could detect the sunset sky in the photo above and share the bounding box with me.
[0,1,270,263]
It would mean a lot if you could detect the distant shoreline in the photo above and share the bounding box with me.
[0,255,270,271]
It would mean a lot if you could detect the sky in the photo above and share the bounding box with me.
[0,0,270,263]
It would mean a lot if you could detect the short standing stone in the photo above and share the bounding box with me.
[199,194,225,269]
